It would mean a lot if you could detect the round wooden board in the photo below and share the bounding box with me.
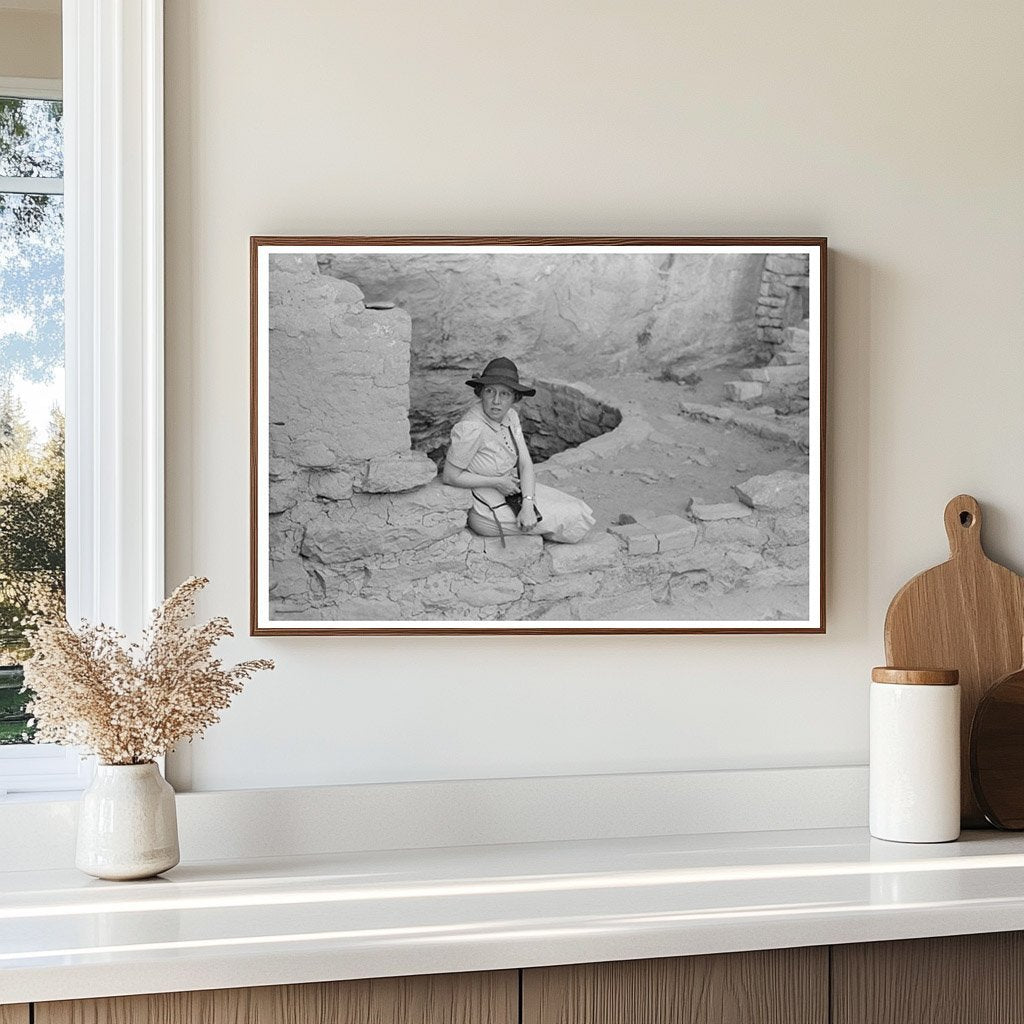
[971,664,1024,829]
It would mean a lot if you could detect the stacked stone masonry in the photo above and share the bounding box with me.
[272,464,808,622]
[280,464,806,622]
[755,253,810,346]
[721,323,811,417]
[268,258,443,616]
[517,380,623,462]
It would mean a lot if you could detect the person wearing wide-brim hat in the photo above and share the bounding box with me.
[464,356,537,398]
[442,356,595,545]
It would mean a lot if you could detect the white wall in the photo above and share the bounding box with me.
[164,0,1024,792]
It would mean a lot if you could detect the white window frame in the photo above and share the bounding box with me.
[0,0,164,797]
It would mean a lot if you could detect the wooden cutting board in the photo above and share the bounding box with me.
[884,494,1024,827]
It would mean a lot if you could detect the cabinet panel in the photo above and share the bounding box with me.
[832,932,1024,1024]
[35,971,517,1024]
[0,1007,30,1024]
[523,948,828,1024]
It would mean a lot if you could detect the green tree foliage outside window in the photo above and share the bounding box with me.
[0,396,65,742]
[0,96,65,744]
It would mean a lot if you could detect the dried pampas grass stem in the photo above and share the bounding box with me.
[23,577,274,765]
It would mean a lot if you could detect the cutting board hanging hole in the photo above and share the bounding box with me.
[944,494,982,556]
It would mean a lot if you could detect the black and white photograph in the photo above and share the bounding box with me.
[251,238,825,634]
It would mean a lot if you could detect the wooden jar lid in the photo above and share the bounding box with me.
[871,667,960,686]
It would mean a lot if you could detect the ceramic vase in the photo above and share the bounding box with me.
[76,762,180,880]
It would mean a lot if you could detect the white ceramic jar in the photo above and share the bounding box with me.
[76,762,180,880]
[870,667,961,843]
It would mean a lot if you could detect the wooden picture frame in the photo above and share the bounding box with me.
[251,237,826,635]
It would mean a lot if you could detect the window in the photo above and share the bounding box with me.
[0,5,166,799]
[0,86,65,727]
[0,81,78,794]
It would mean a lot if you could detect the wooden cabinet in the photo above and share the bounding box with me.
[832,932,1024,1024]
[522,948,828,1024]
[34,972,517,1024]
[14,933,1024,1024]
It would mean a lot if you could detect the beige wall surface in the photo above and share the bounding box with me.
[164,0,1024,791]
[0,9,60,80]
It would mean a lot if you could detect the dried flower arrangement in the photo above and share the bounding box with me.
[22,577,273,765]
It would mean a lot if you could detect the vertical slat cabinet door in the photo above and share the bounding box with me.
[832,933,1024,1024]
[522,949,828,1024]
[0,1007,30,1024]
[36,992,215,1024]
[35,970,519,1024]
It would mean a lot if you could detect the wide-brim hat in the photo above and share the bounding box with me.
[465,357,536,397]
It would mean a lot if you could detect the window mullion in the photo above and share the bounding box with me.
[64,0,164,635]
[0,176,64,195]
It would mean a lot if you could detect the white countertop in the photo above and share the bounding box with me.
[4,826,1024,1005]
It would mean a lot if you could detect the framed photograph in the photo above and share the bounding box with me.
[250,237,826,635]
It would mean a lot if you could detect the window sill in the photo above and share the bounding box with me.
[0,765,868,868]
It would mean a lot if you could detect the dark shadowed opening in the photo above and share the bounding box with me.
[410,371,622,467]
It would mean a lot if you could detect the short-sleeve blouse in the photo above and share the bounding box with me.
[446,402,526,478]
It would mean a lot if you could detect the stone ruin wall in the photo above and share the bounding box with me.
[755,254,810,347]
[517,381,623,462]
[267,255,467,620]
[722,253,814,416]
[318,251,766,378]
